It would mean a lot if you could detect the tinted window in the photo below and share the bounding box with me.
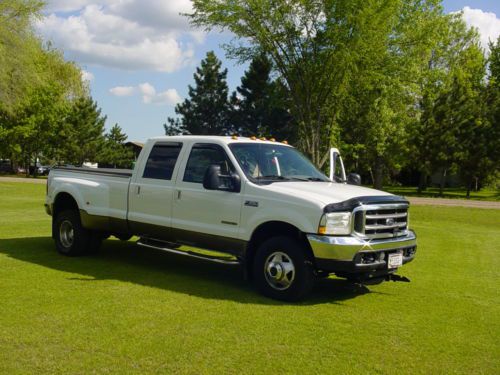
[183,144,233,183]
[143,143,182,180]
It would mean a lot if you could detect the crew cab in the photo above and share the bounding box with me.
[45,136,417,301]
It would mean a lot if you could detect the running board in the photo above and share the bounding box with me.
[136,238,241,266]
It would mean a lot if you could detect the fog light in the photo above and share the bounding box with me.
[405,247,416,257]
[361,253,376,264]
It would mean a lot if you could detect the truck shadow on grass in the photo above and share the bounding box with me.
[0,236,387,305]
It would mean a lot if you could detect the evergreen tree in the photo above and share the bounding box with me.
[165,51,230,135]
[98,124,134,168]
[230,54,294,141]
[60,97,106,165]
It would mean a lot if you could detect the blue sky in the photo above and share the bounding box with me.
[36,1,500,142]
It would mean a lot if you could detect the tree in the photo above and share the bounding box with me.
[466,36,500,196]
[165,51,230,135]
[189,0,445,170]
[13,83,69,175]
[0,0,85,171]
[409,13,481,193]
[0,0,44,113]
[331,1,448,188]
[230,54,295,141]
[98,124,134,168]
[59,97,106,165]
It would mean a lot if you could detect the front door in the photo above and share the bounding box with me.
[172,143,244,255]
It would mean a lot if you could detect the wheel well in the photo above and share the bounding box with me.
[53,192,79,219]
[245,221,313,279]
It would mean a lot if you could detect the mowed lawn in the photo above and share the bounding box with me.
[0,182,499,374]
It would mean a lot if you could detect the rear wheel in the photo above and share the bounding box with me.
[253,236,314,301]
[54,210,101,255]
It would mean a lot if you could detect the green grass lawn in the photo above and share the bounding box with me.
[0,182,499,374]
[385,186,500,201]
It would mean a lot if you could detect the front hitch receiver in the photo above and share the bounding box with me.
[385,274,410,283]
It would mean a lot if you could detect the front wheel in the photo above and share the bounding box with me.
[253,236,315,301]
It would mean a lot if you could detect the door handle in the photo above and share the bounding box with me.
[176,190,182,199]
[136,185,141,195]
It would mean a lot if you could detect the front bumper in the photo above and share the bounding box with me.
[307,230,417,273]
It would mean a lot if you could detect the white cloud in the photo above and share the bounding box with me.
[110,83,180,105]
[81,70,94,82]
[109,86,135,96]
[138,83,181,105]
[461,7,500,51]
[36,1,200,72]
[45,0,101,13]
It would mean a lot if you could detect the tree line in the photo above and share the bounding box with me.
[166,0,499,196]
[0,0,133,175]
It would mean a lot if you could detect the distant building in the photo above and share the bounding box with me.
[125,141,144,161]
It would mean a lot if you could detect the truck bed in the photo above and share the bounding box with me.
[49,166,133,226]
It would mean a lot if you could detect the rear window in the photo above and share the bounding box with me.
[143,143,182,180]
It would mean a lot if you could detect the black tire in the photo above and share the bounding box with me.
[54,209,92,256]
[253,236,315,301]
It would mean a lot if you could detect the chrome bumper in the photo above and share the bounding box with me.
[307,230,417,261]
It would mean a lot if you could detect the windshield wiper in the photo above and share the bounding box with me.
[256,175,291,180]
[255,175,328,182]
[304,177,328,182]
[288,175,329,182]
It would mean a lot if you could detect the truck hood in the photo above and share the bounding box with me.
[261,181,393,206]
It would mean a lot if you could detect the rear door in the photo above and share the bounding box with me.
[171,142,244,255]
[128,141,184,240]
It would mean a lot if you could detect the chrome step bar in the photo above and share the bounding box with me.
[136,238,241,266]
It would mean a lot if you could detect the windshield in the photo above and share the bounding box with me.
[229,143,329,183]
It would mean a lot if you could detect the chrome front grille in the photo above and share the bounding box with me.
[353,204,409,239]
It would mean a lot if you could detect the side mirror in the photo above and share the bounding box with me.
[203,164,241,193]
[346,173,361,186]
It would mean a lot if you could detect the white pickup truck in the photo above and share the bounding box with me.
[45,135,416,301]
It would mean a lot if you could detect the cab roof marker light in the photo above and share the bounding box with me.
[282,140,288,145]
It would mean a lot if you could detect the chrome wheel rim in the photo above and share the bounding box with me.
[59,220,74,248]
[264,251,295,290]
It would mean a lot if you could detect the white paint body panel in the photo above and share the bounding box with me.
[47,173,130,220]
[46,136,396,243]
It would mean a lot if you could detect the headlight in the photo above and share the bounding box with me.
[318,212,351,235]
